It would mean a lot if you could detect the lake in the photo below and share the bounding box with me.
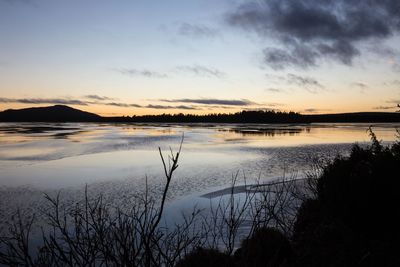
[0,122,399,225]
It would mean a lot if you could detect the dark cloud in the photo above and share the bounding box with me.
[84,95,116,101]
[114,68,167,78]
[0,97,89,106]
[104,102,142,108]
[286,74,324,93]
[0,97,144,108]
[263,45,319,70]
[0,97,201,110]
[227,0,400,69]
[178,23,220,38]
[303,108,318,113]
[145,104,199,110]
[158,98,255,106]
[105,102,198,109]
[175,65,226,78]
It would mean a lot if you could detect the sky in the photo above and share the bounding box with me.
[0,0,399,116]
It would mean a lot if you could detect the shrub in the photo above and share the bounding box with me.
[235,227,294,267]
[175,248,233,267]
[293,129,400,266]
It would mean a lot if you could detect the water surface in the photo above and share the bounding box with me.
[0,122,399,223]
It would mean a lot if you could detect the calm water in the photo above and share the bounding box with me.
[0,122,399,224]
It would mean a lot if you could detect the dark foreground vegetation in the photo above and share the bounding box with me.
[178,129,400,267]
[1,104,400,123]
[1,130,400,266]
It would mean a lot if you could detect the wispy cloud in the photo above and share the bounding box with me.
[84,95,116,101]
[0,97,89,106]
[351,82,369,93]
[393,63,400,73]
[286,74,324,93]
[351,82,368,88]
[114,65,226,79]
[104,102,199,110]
[383,80,400,87]
[242,107,277,112]
[158,98,256,106]
[392,80,400,86]
[103,102,142,108]
[386,99,400,105]
[302,108,330,113]
[373,105,397,110]
[368,44,397,57]
[265,88,285,93]
[114,68,168,78]
[178,23,220,39]
[0,97,144,108]
[0,96,207,111]
[145,104,199,110]
[262,102,283,107]
[175,65,226,78]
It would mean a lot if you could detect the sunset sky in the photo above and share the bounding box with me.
[1,0,399,116]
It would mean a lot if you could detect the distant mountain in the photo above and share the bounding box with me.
[0,105,102,122]
[1,105,400,123]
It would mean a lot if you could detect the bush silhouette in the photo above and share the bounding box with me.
[175,248,233,267]
[234,227,294,267]
[293,199,359,266]
[293,130,400,266]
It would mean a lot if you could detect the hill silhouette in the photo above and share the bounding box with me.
[1,105,400,123]
[0,105,101,122]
